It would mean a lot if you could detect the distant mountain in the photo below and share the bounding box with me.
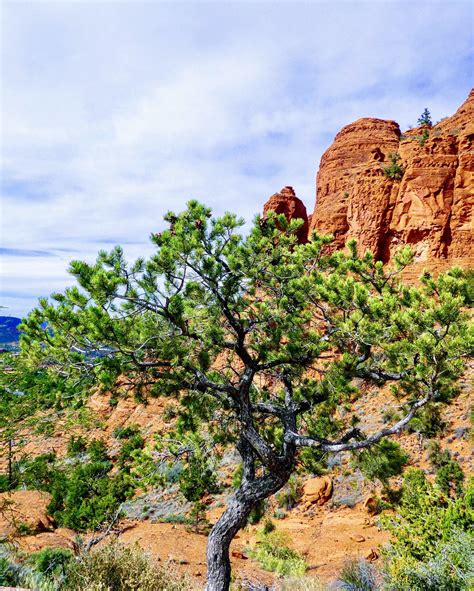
[0,316,22,345]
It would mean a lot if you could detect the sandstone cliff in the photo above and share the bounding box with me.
[264,89,474,263]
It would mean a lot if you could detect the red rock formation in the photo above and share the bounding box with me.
[263,186,309,243]
[306,89,474,263]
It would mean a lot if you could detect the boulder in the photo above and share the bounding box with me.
[301,476,333,509]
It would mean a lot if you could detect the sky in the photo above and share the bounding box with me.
[1,0,473,318]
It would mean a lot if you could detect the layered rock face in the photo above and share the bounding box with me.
[309,118,401,258]
[263,186,309,244]
[264,90,473,263]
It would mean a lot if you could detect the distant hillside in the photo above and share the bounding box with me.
[0,316,22,346]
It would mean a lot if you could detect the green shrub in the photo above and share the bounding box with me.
[417,128,430,146]
[381,407,400,424]
[382,152,405,180]
[276,475,302,510]
[88,439,109,462]
[0,473,11,493]
[352,439,408,490]
[65,541,190,590]
[118,433,145,468]
[178,454,218,503]
[48,460,134,531]
[67,435,87,456]
[163,403,178,422]
[27,547,73,581]
[280,576,328,590]
[383,530,473,590]
[17,452,56,491]
[381,470,474,589]
[461,269,474,306]
[262,518,275,534]
[427,442,464,497]
[409,404,445,437]
[157,513,190,524]
[232,462,243,489]
[113,424,141,439]
[16,521,34,536]
[248,528,307,576]
[248,499,267,525]
[0,555,21,586]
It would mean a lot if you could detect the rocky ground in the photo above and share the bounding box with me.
[1,361,471,588]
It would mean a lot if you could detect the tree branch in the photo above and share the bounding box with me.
[285,394,431,452]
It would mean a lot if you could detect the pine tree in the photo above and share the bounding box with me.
[417,107,432,127]
[18,202,473,590]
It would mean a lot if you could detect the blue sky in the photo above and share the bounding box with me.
[1,0,473,317]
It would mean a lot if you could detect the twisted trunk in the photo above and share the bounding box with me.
[205,494,253,591]
[205,471,293,591]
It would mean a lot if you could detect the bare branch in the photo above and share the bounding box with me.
[285,394,431,452]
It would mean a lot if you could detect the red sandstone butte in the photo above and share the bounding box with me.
[263,186,309,244]
[307,89,474,262]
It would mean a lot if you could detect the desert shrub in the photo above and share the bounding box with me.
[67,435,87,456]
[48,461,134,531]
[232,462,244,488]
[1,447,132,531]
[179,453,218,502]
[276,475,303,510]
[383,530,473,590]
[417,128,430,146]
[88,439,109,462]
[0,474,11,493]
[381,407,400,424]
[65,541,190,590]
[427,442,464,497]
[262,518,275,534]
[118,433,145,469]
[16,452,57,491]
[280,576,328,590]
[352,439,408,489]
[248,499,267,525]
[0,555,21,586]
[0,543,59,590]
[381,469,473,589]
[365,495,392,516]
[408,403,445,438]
[248,528,307,576]
[113,424,141,439]
[460,268,474,306]
[27,547,73,581]
[382,152,404,180]
[336,558,380,590]
[163,403,178,422]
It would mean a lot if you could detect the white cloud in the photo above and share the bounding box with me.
[1,1,472,317]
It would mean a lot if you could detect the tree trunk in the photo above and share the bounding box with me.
[205,495,253,591]
[205,473,291,591]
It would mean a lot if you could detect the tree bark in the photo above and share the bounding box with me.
[205,494,253,591]
[205,472,292,591]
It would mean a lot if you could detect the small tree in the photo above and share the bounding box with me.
[417,108,432,127]
[382,152,404,181]
[19,202,473,590]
